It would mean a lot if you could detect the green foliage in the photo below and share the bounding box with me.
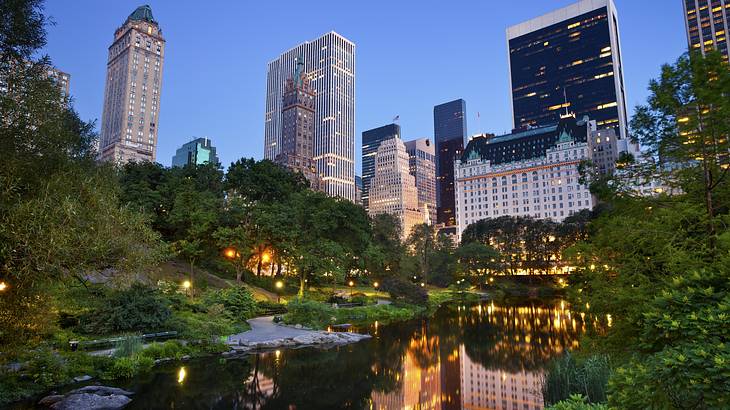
[381,277,428,306]
[543,353,612,406]
[139,340,188,360]
[284,298,337,329]
[80,284,171,334]
[545,395,609,410]
[202,286,257,321]
[107,354,154,379]
[113,335,143,358]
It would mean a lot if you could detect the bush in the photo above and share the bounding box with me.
[381,277,428,305]
[107,355,154,379]
[202,286,257,321]
[283,298,337,328]
[80,284,171,334]
[113,335,143,358]
[545,395,609,410]
[543,352,612,406]
[139,340,187,360]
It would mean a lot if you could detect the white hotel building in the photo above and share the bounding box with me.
[264,32,356,201]
[455,115,613,237]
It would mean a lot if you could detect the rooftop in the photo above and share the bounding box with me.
[128,5,156,24]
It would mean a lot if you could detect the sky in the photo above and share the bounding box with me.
[42,0,687,171]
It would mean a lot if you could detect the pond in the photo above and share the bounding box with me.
[113,299,586,410]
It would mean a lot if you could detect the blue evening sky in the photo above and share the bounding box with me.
[42,0,686,171]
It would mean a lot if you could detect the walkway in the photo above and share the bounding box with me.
[227,316,315,344]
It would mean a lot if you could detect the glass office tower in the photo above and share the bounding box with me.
[683,0,730,60]
[361,123,401,211]
[434,99,467,226]
[507,0,628,141]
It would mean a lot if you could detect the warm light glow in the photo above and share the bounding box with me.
[182,280,191,289]
[177,367,186,384]
[420,282,425,287]
[262,252,271,263]
[224,248,236,259]
[348,280,354,287]
[275,280,284,289]
[0,282,7,292]
[373,281,379,288]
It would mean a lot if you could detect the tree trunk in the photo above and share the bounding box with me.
[257,255,262,277]
[276,262,282,276]
[189,259,195,297]
[236,263,243,283]
[298,272,306,298]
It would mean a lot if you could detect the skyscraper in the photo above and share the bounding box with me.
[171,138,219,168]
[369,137,425,240]
[683,0,730,60]
[507,0,628,141]
[275,58,321,190]
[264,32,355,201]
[404,138,437,225]
[98,5,165,164]
[362,123,401,211]
[434,99,467,226]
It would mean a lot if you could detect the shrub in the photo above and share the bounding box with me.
[140,340,187,360]
[113,335,143,358]
[545,395,609,410]
[202,286,257,321]
[107,355,154,379]
[80,284,171,334]
[381,277,428,305]
[543,352,612,406]
[283,298,337,328]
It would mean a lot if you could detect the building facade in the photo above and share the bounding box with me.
[274,58,321,190]
[454,116,600,237]
[404,138,437,225]
[362,123,401,211]
[264,32,355,201]
[98,5,165,164]
[355,175,363,206]
[171,138,219,168]
[507,0,629,142]
[434,99,468,227]
[369,137,425,240]
[684,0,730,60]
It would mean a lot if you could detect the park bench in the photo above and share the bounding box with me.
[335,302,365,308]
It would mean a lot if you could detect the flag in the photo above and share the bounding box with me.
[393,115,400,122]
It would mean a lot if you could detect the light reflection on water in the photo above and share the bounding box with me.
[119,299,586,410]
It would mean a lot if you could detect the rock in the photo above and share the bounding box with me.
[294,324,302,329]
[181,355,191,361]
[67,386,134,397]
[50,393,131,410]
[38,394,64,406]
[73,375,93,382]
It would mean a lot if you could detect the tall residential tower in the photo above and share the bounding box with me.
[275,58,321,189]
[404,138,437,225]
[434,99,468,227]
[507,0,628,141]
[98,5,165,164]
[683,0,730,60]
[361,123,400,211]
[264,32,355,200]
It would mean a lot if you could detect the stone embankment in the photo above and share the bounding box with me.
[224,316,371,355]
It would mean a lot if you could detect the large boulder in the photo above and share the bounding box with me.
[50,393,131,410]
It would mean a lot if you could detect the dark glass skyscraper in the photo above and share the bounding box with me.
[434,99,467,226]
[683,0,729,60]
[361,123,400,211]
[507,0,628,141]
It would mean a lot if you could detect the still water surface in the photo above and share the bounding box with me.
[120,299,586,410]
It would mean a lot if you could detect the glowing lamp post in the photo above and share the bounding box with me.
[348,280,354,297]
[373,281,379,289]
[182,280,191,297]
[0,282,7,292]
[275,280,284,303]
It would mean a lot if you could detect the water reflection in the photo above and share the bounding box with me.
[122,299,585,410]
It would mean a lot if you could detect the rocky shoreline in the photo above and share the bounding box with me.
[223,330,371,356]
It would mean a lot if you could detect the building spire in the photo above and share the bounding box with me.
[294,55,305,88]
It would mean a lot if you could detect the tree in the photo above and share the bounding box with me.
[455,242,501,286]
[631,50,730,251]
[224,158,308,202]
[406,224,436,284]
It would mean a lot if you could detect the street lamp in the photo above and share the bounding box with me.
[373,281,379,289]
[182,280,191,297]
[224,248,237,259]
[275,280,284,303]
[348,280,354,297]
[0,281,7,292]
